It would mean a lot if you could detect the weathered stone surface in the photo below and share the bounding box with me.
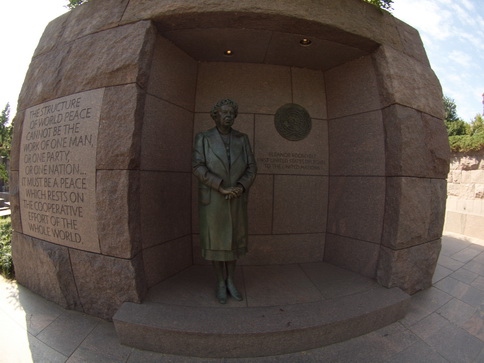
[12,233,81,310]
[60,0,130,44]
[373,46,443,119]
[273,175,328,234]
[141,96,193,172]
[9,110,23,172]
[248,175,273,235]
[33,12,70,57]
[60,21,156,96]
[195,62,292,115]
[329,110,385,176]
[148,35,198,111]
[325,55,380,119]
[97,170,141,259]
[393,17,430,66]
[9,172,21,233]
[291,67,327,120]
[450,152,484,170]
[327,176,385,244]
[140,171,191,249]
[422,112,451,178]
[382,178,447,250]
[17,45,71,111]
[70,249,145,320]
[121,0,403,55]
[383,105,449,178]
[143,236,192,288]
[324,234,380,279]
[97,84,145,170]
[19,21,156,111]
[377,239,441,294]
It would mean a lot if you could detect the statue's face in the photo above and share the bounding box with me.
[215,105,235,129]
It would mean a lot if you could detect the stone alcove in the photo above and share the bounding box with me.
[11,0,449,321]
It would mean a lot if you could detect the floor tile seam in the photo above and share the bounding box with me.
[450,266,480,285]
[59,318,103,360]
[407,317,473,361]
[296,263,326,300]
[33,307,73,339]
[388,323,449,362]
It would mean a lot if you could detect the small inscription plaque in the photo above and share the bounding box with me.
[274,103,312,141]
[19,89,104,253]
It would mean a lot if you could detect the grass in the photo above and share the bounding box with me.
[0,216,13,279]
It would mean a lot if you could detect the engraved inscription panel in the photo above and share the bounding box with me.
[19,89,104,253]
[255,114,328,176]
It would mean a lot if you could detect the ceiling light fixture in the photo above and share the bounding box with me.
[299,38,312,46]
[224,50,234,56]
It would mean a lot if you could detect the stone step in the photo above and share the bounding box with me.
[113,264,410,358]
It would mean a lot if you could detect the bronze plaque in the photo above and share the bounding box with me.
[274,103,311,141]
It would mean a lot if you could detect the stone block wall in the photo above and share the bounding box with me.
[11,0,157,319]
[191,62,329,267]
[444,151,484,239]
[11,0,450,319]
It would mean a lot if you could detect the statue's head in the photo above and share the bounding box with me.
[210,99,238,122]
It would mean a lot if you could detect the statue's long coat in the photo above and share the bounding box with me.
[192,127,257,261]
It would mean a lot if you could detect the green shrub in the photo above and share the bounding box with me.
[448,133,484,153]
[0,216,13,279]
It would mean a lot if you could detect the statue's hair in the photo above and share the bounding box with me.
[210,99,238,121]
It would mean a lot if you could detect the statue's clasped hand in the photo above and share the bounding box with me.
[219,186,244,200]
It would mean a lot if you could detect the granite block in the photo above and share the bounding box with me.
[143,236,193,288]
[97,170,140,258]
[140,172,191,249]
[70,249,145,320]
[247,174,273,235]
[382,177,447,249]
[383,105,449,178]
[273,175,328,234]
[325,55,380,119]
[291,67,327,120]
[11,233,81,310]
[195,62,292,115]
[373,46,443,119]
[97,84,145,170]
[327,176,385,243]
[141,96,193,172]
[329,110,385,176]
[60,0,130,43]
[324,234,380,278]
[377,239,441,295]
[148,35,198,111]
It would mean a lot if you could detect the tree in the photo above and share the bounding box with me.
[469,114,484,136]
[0,104,12,190]
[66,0,89,10]
[443,96,468,136]
[363,0,394,10]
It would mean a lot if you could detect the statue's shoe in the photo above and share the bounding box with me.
[227,281,243,301]
[216,283,227,304]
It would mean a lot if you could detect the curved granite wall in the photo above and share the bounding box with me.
[10,0,449,319]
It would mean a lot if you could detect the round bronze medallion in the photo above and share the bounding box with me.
[274,103,312,141]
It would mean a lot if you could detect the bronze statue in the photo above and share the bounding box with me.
[192,99,257,304]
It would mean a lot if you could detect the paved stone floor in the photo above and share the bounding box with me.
[1,232,483,362]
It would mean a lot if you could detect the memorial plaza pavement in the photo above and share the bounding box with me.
[1,232,483,362]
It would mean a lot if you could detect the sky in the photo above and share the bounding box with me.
[0,0,483,123]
